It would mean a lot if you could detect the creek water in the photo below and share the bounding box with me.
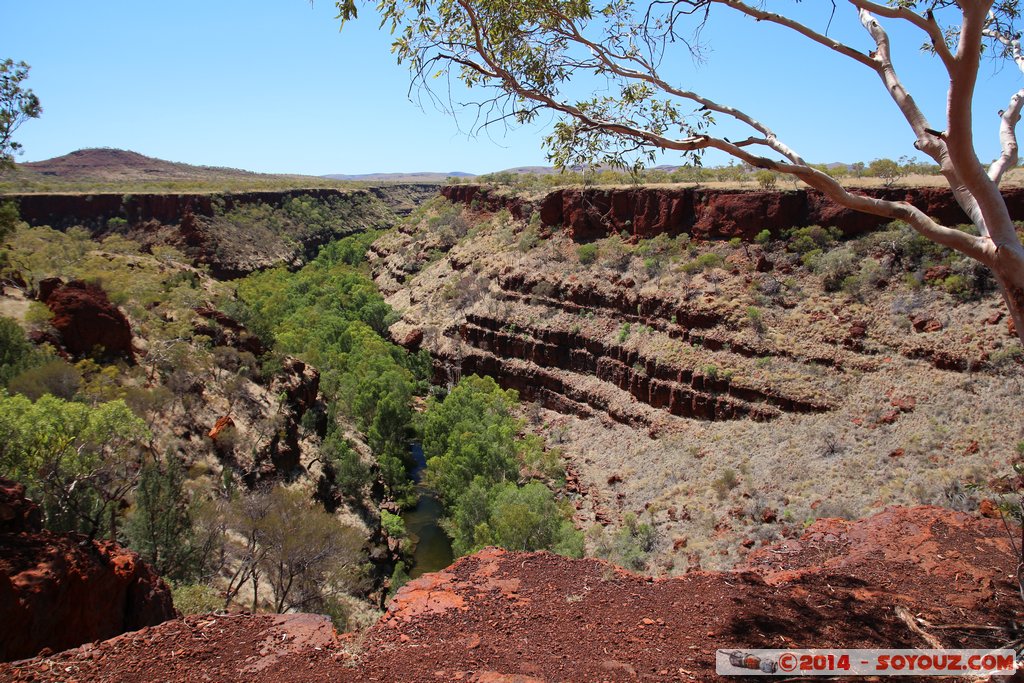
[401,443,454,578]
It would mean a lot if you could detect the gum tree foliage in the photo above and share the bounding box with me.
[422,374,521,505]
[422,375,583,557]
[0,59,41,170]
[339,0,1024,343]
[238,233,427,500]
[0,392,149,540]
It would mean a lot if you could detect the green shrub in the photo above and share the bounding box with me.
[590,512,658,571]
[787,225,840,255]
[990,342,1024,369]
[841,260,887,301]
[577,243,598,264]
[712,468,739,500]
[746,306,764,333]
[0,316,42,387]
[813,246,858,291]
[518,225,540,253]
[754,229,772,245]
[105,217,129,233]
[617,323,631,343]
[682,252,724,274]
[755,170,778,190]
[380,509,406,538]
[8,358,82,400]
[600,234,632,271]
[643,257,662,277]
[322,433,372,499]
[171,584,222,615]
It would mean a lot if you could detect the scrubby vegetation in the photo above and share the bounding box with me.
[448,156,944,191]
[0,202,405,624]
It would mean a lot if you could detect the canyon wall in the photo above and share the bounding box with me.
[8,184,438,232]
[4,188,403,279]
[441,184,1024,240]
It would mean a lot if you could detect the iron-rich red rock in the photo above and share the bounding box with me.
[193,307,266,356]
[0,478,174,662]
[262,357,321,472]
[441,184,1024,242]
[208,415,235,441]
[36,277,64,302]
[271,357,320,416]
[41,280,134,360]
[0,479,42,534]
[910,313,943,333]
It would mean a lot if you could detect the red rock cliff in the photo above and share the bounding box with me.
[41,280,135,361]
[442,184,1024,241]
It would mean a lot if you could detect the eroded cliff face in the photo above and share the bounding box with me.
[371,192,1023,571]
[0,479,175,662]
[442,183,1024,240]
[1,505,1016,681]
[6,188,397,278]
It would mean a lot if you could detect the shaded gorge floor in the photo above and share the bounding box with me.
[401,443,453,579]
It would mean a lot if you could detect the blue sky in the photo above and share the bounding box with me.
[4,1,1024,175]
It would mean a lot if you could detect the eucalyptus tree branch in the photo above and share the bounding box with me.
[990,88,1024,183]
[857,9,944,159]
[545,11,807,164]
[704,0,877,69]
[847,0,956,69]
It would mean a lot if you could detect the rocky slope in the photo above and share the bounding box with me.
[0,479,175,662]
[1,505,1017,681]
[371,192,1024,570]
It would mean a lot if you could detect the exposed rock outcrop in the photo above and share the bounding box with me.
[0,478,174,662]
[11,189,357,232]
[40,280,134,361]
[0,480,42,535]
[264,357,321,472]
[442,184,1024,241]
[194,307,266,356]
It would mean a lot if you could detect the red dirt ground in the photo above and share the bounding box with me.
[1,506,1020,682]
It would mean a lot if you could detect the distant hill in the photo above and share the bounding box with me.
[324,171,475,182]
[20,149,286,182]
[6,149,356,193]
